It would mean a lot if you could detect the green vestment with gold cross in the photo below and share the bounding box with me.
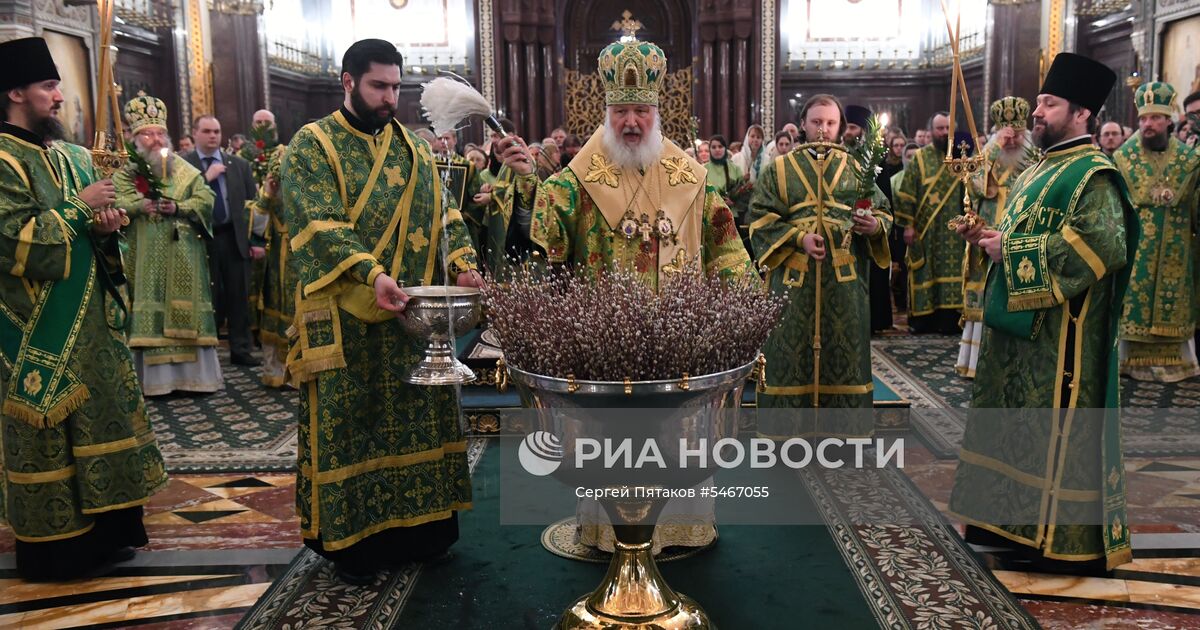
[114,153,219,376]
[1112,134,1200,379]
[749,148,891,419]
[530,130,754,288]
[894,143,966,316]
[949,141,1136,570]
[281,111,477,554]
[248,147,294,387]
[0,133,166,544]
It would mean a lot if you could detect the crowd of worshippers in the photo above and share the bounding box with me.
[28,82,1200,400]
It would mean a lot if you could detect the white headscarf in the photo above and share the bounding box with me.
[731,124,768,181]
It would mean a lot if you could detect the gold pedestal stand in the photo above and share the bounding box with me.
[559,504,710,629]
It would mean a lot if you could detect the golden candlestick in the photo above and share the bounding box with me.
[91,0,130,226]
[940,0,988,232]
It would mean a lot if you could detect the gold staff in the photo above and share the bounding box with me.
[91,0,130,226]
[793,128,845,409]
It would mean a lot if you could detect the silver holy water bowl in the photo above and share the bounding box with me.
[399,286,482,385]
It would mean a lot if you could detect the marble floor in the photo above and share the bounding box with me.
[0,474,300,629]
[905,441,1200,628]
[3,421,1200,628]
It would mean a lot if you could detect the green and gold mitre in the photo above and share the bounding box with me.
[1134,81,1178,118]
[990,96,1029,130]
[124,91,168,134]
[597,39,667,106]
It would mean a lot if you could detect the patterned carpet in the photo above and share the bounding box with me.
[800,463,1039,628]
[873,335,1200,458]
[237,439,1036,629]
[149,348,299,473]
[234,440,487,630]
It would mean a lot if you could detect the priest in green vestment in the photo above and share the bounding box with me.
[950,53,1136,572]
[281,40,484,584]
[957,97,1035,378]
[237,109,282,342]
[528,38,754,553]
[749,94,891,419]
[114,94,221,396]
[0,37,167,580]
[894,111,966,333]
[1114,82,1200,382]
[474,118,539,278]
[249,147,292,387]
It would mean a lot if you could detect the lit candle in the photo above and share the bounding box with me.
[159,147,169,181]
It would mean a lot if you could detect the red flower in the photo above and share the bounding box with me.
[257,154,267,162]
[255,139,266,149]
[134,176,150,195]
[855,199,872,210]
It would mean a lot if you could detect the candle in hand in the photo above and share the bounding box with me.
[159,147,169,181]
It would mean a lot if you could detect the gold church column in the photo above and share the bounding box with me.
[1041,0,1067,82]
[184,0,213,119]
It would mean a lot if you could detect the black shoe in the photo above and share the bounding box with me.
[335,565,378,586]
[109,546,137,563]
[1001,554,1110,577]
[231,354,261,367]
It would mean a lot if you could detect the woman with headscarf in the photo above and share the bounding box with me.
[703,135,743,201]
[732,124,768,183]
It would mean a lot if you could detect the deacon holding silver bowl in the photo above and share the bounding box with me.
[280,38,524,585]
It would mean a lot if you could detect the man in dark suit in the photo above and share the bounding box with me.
[184,115,263,366]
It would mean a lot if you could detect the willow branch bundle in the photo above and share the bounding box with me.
[484,265,785,381]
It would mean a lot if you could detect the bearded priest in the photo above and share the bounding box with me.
[114,93,222,396]
[528,39,754,289]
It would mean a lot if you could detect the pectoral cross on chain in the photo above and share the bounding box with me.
[637,213,655,242]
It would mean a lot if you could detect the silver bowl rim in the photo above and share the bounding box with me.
[401,285,482,298]
[505,356,758,395]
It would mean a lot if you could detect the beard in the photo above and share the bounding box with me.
[1140,131,1169,152]
[1032,118,1070,150]
[31,113,67,144]
[134,134,174,176]
[995,146,1026,169]
[601,111,664,171]
[994,131,1032,168]
[350,85,395,131]
[931,133,949,153]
